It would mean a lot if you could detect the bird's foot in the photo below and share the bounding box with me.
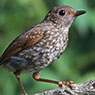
[58,81,73,88]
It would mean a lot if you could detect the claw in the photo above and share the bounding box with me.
[58,81,73,88]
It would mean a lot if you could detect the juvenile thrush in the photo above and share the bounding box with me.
[0,6,86,95]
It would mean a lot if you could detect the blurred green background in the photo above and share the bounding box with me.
[0,0,95,95]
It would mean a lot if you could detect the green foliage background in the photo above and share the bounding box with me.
[0,0,95,95]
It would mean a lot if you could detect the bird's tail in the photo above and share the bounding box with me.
[0,56,2,66]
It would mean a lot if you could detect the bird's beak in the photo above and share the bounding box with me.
[74,11,86,16]
[67,11,86,18]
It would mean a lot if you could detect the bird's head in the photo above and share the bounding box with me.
[45,6,86,29]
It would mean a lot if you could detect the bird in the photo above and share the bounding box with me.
[0,6,86,95]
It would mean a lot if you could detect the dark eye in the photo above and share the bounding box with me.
[59,10,65,16]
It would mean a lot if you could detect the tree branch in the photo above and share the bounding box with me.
[33,80,95,95]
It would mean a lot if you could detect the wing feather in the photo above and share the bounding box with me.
[0,27,44,64]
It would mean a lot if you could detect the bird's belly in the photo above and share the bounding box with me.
[18,39,68,73]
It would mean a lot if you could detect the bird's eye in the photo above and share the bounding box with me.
[59,10,65,16]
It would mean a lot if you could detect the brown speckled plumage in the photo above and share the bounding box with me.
[0,6,86,95]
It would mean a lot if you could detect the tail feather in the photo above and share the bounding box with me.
[0,56,2,66]
[0,56,1,65]
[0,55,7,66]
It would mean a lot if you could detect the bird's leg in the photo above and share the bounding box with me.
[14,72,28,95]
[33,72,73,87]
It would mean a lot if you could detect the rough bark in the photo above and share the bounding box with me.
[33,80,95,95]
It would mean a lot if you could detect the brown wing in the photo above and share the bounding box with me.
[0,27,44,64]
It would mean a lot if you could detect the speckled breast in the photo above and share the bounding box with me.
[18,27,69,73]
